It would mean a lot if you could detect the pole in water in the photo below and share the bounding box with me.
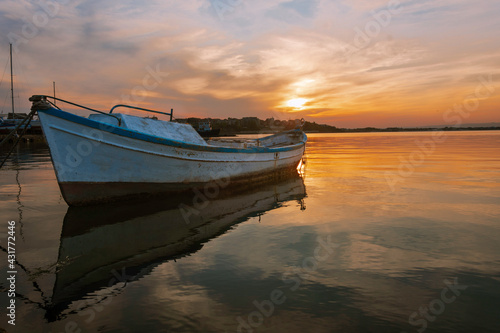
[10,43,14,116]
[53,81,56,105]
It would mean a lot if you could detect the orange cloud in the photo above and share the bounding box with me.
[1,0,499,127]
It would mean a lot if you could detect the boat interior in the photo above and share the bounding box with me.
[207,131,305,149]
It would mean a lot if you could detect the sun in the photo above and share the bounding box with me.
[286,98,308,109]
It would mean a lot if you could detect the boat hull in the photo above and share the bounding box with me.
[37,108,306,206]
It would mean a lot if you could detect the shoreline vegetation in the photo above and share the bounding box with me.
[177,117,500,136]
[2,116,499,144]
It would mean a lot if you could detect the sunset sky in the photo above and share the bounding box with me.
[0,0,499,128]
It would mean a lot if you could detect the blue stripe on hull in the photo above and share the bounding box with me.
[37,107,307,154]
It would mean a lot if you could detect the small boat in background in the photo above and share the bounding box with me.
[30,95,307,206]
[0,44,43,140]
[196,120,221,137]
[0,112,43,135]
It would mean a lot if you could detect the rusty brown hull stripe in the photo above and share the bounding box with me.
[59,165,301,206]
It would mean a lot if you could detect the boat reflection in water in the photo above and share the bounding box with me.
[46,172,306,321]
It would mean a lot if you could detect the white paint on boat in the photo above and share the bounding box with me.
[36,104,307,205]
[89,113,208,146]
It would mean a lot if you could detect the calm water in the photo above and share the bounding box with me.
[1,131,500,333]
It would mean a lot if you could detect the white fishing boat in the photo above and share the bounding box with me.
[30,95,307,206]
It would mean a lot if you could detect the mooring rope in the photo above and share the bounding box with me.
[0,109,36,146]
[0,109,36,168]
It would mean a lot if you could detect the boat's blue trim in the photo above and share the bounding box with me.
[37,107,306,153]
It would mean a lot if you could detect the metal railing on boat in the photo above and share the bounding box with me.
[29,95,174,125]
[110,104,173,121]
[30,95,123,126]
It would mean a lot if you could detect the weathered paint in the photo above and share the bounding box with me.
[89,113,208,146]
[36,107,307,206]
[42,107,306,153]
[58,164,301,206]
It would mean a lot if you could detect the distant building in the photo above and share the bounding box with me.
[265,118,275,127]
[228,118,239,126]
[173,116,303,133]
[241,117,260,129]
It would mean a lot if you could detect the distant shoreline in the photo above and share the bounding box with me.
[304,126,500,133]
[224,126,500,136]
[181,117,500,136]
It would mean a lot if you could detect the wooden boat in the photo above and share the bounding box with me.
[30,95,307,206]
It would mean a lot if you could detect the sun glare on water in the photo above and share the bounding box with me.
[286,98,308,109]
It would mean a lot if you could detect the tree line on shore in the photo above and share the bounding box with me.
[178,117,500,134]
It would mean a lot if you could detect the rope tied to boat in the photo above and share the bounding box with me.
[0,108,36,168]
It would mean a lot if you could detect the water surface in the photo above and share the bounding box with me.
[1,131,499,333]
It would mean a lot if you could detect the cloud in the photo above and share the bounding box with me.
[266,0,320,24]
[0,0,499,127]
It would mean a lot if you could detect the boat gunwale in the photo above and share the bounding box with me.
[38,107,307,154]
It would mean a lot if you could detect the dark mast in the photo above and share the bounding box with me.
[10,43,14,115]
